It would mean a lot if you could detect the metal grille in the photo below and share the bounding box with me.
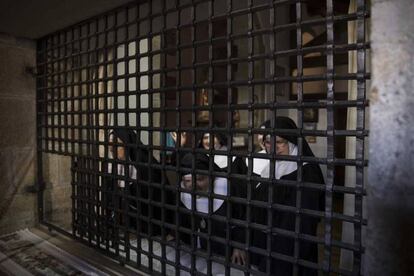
[36,0,370,275]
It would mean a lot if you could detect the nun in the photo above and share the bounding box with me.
[198,131,248,264]
[198,131,248,177]
[246,120,272,178]
[102,128,162,236]
[251,117,325,276]
[177,152,248,264]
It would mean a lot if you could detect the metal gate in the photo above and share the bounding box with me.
[36,0,370,275]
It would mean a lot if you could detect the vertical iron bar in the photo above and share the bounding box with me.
[36,39,46,224]
[324,0,335,273]
[103,13,111,252]
[294,1,304,275]
[353,0,367,273]
[123,7,132,262]
[225,0,234,275]
[207,1,214,274]
[112,11,121,257]
[135,3,144,267]
[147,0,155,271]
[266,0,276,273]
[93,17,101,249]
[86,21,93,246]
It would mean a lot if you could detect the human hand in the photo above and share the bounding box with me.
[166,234,175,241]
[179,132,187,146]
[231,248,247,266]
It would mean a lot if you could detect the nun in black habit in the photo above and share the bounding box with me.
[102,128,163,236]
[177,152,248,264]
[197,130,248,264]
[251,117,325,276]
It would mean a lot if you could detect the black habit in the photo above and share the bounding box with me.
[251,117,325,276]
[177,152,247,257]
[102,128,164,236]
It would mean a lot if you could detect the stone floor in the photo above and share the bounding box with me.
[0,227,143,276]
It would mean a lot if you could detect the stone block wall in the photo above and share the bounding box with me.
[0,33,74,234]
[42,153,73,231]
[0,33,37,234]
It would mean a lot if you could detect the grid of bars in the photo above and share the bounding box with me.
[36,0,370,275]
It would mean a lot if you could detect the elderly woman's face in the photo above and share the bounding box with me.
[109,137,126,160]
[182,174,210,192]
[264,136,289,155]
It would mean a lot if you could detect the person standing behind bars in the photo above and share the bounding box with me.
[251,117,325,276]
[102,128,162,237]
[178,152,248,265]
[197,130,248,264]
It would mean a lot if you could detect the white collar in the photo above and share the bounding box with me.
[260,142,298,180]
[214,155,237,169]
[208,146,236,169]
[180,177,228,214]
[246,149,269,175]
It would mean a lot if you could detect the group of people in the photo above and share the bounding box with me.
[102,116,325,275]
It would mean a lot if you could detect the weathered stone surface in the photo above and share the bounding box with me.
[42,153,60,187]
[41,152,73,230]
[0,147,37,233]
[366,0,414,275]
[0,147,15,223]
[13,148,36,194]
[0,193,37,235]
[0,35,37,234]
[43,153,72,190]
[58,155,72,186]
[0,36,35,98]
[0,148,14,195]
[43,186,72,230]
[0,98,35,148]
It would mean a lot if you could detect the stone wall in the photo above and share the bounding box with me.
[0,33,37,234]
[366,0,414,275]
[42,153,73,231]
[0,33,74,234]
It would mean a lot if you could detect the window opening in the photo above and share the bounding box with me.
[36,0,370,275]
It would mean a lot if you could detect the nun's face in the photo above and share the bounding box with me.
[202,134,221,150]
[264,136,289,155]
[182,174,210,192]
[109,137,126,160]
